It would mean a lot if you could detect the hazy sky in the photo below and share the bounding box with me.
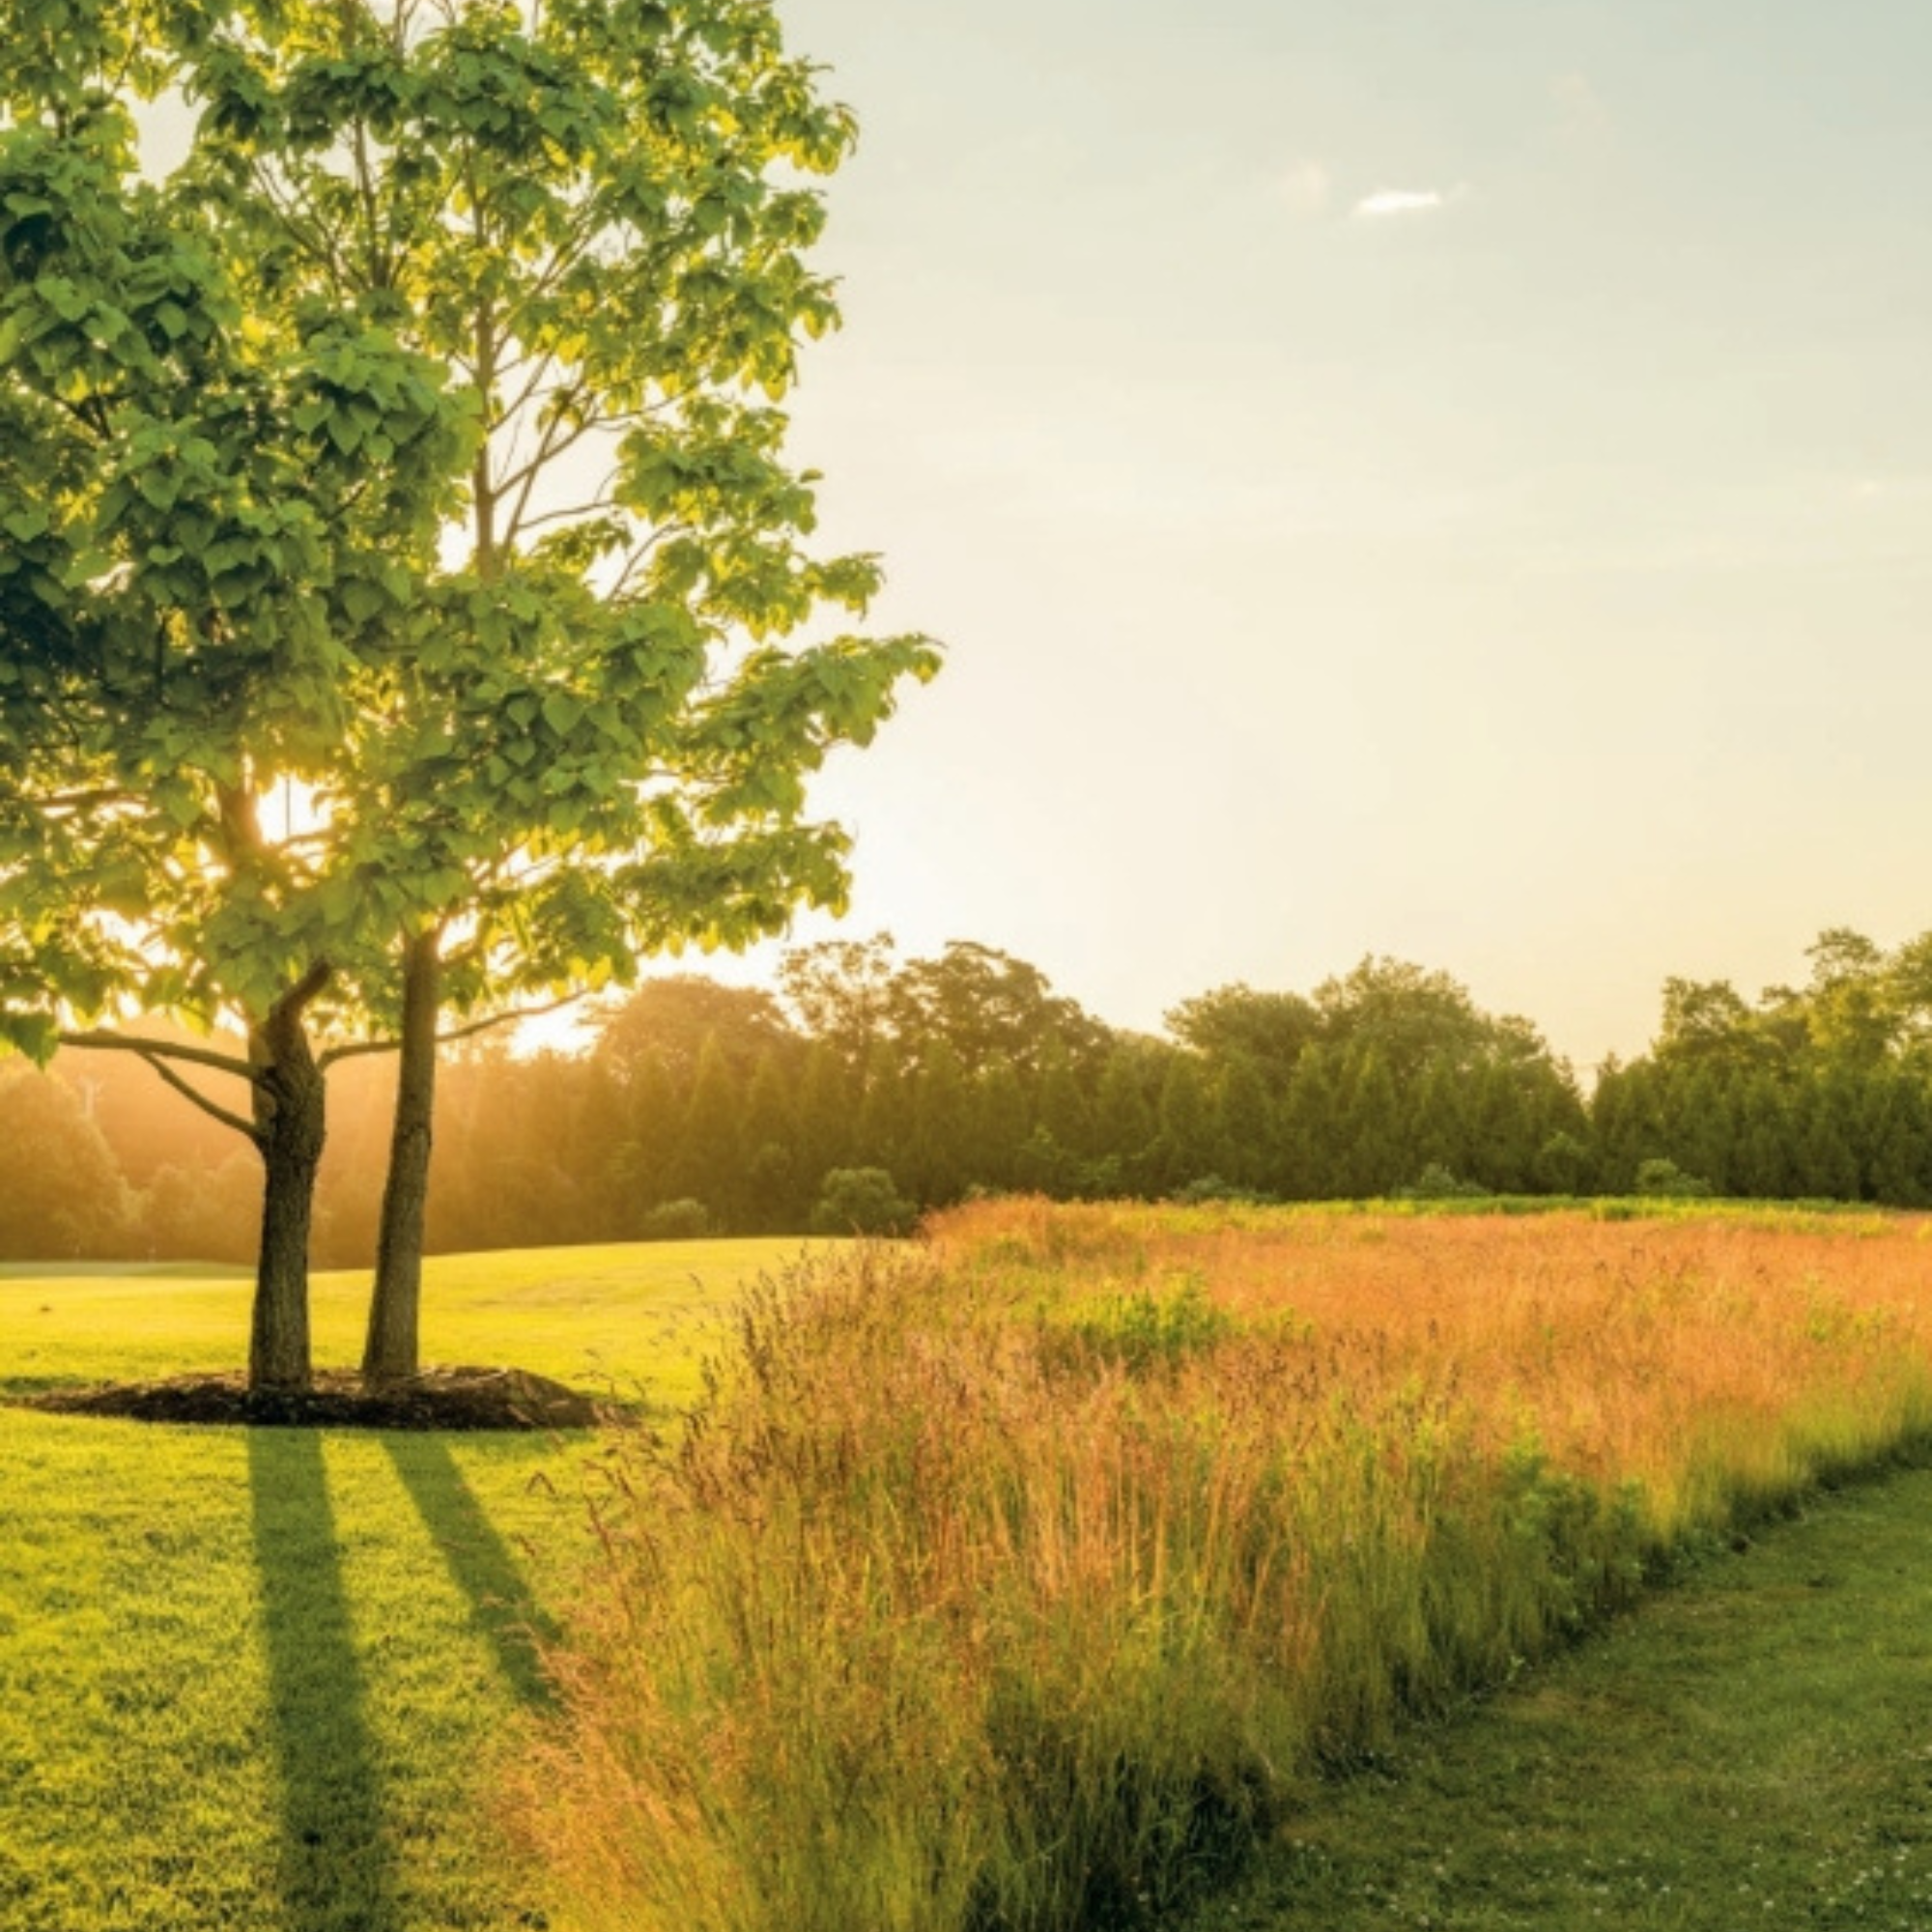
[694,0,1932,1069]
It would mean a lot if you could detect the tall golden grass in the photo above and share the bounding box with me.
[505,1200,1932,1931]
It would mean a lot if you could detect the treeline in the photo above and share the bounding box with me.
[7,926,1932,1262]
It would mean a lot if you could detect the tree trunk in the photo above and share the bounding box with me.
[248,967,331,1392]
[362,929,441,1384]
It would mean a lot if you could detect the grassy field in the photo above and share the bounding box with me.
[509,1201,1932,1932]
[0,1236,819,1405]
[11,1208,1932,1932]
[0,1238,814,1932]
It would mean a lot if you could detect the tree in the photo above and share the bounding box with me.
[1166,983,1320,1083]
[1152,1054,1216,1194]
[739,1046,802,1231]
[0,1063,132,1259]
[778,933,898,1071]
[0,34,463,1385]
[907,1037,972,1206]
[1213,1055,1273,1192]
[1654,978,1761,1069]
[1313,957,1498,1082]
[1091,1041,1161,1193]
[594,977,800,1087]
[969,1055,1032,1192]
[158,0,938,1379]
[886,941,1109,1076]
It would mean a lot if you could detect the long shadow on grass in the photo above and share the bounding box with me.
[381,1435,560,1709]
[247,1431,401,1932]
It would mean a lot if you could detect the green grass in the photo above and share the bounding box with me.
[0,1236,820,1404]
[0,1239,813,1932]
[1184,1462,1932,1931]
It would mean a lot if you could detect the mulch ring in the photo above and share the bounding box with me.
[12,1365,605,1432]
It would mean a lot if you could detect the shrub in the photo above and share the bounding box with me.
[1633,1157,1714,1199]
[810,1167,918,1236]
[1052,1273,1235,1376]
[1174,1174,1271,1206]
[1397,1162,1489,1201]
[639,1198,710,1240]
[1533,1130,1594,1195]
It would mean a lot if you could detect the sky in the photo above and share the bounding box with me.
[671,0,1932,1071]
[128,2,1932,1070]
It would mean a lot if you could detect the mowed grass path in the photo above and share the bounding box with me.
[1189,1463,1932,1932]
[0,1239,818,1932]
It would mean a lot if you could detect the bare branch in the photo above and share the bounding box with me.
[497,345,563,432]
[25,787,140,814]
[497,384,601,499]
[250,160,352,296]
[60,1030,254,1079]
[605,520,684,599]
[505,490,621,539]
[319,992,589,1066]
[134,1049,263,1145]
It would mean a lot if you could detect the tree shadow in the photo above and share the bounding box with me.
[381,1435,559,1710]
[247,1430,401,1932]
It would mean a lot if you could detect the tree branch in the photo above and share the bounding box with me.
[134,1049,263,1145]
[271,957,333,1026]
[59,1030,255,1079]
[319,992,588,1066]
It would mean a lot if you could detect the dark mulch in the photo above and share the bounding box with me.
[11,1365,604,1432]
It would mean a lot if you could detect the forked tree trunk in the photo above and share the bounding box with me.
[362,930,440,1384]
[248,965,331,1392]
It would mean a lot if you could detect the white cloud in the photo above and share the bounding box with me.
[1351,186,1452,219]
[1276,160,1331,216]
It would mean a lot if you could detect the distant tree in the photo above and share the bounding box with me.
[779,935,899,1070]
[970,1057,1032,1193]
[740,1048,804,1232]
[793,1041,856,1199]
[1091,1043,1161,1192]
[1153,1055,1217,1194]
[1166,984,1320,1082]
[1212,1055,1274,1192]
[907,1039,972,1206]
[0,1065,133,1259]
[1035,1036,1094,1161]
[1802,928,1895,1068]
[1409,1055,1466,1179]
[1279,1044,1345,1198]
[593,979,801,1088]
[855,1039,916,1178]
[1313,957,1498,1081]
[1654,979,1761,1069]
[670,1036,743,1222]
[142,1154,261,1266]
[615,1054,684,1231]
[886,941,1110,1076]
[1338,1048,1404,1196]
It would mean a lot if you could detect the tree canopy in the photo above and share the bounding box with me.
[0,0,937,1384]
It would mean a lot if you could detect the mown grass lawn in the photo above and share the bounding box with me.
[0,1236,818,1404]
[0,1238,817,1932]
[1187,1461,1932,1931]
